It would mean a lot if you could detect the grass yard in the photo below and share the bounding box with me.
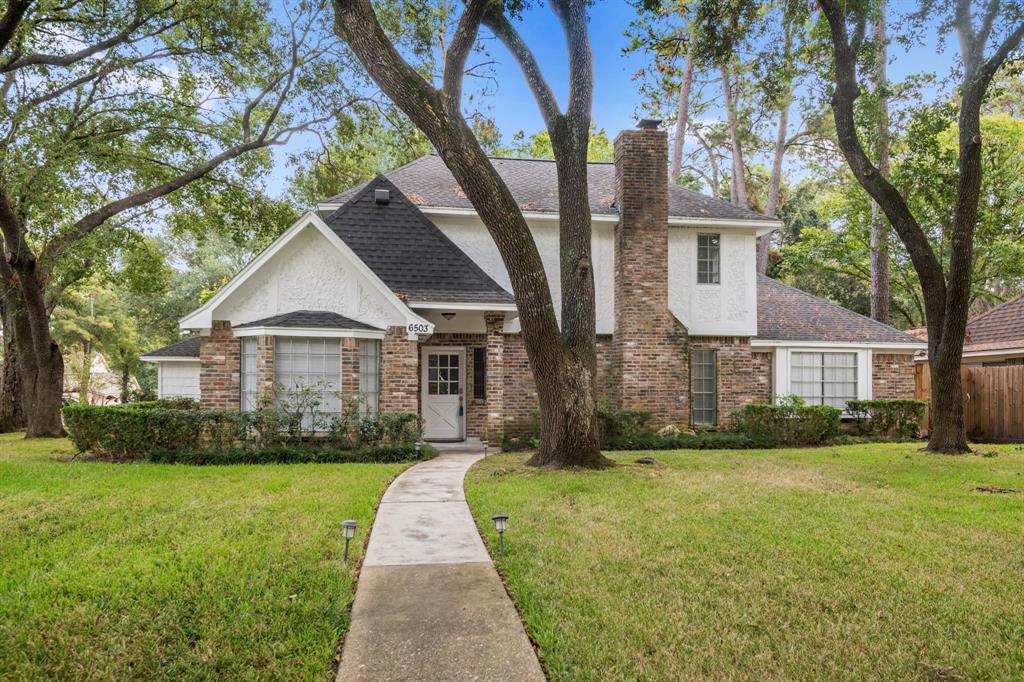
[0,432,407,681]
[466,443,1024,681]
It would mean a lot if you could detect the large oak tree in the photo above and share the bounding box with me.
[333,0,611,467]
[0,0,355,436]
[818,0,1024,452]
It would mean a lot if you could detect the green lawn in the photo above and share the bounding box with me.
[466,443,1024,681]
[0,432,407,681]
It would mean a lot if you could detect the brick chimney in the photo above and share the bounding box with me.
[611,120,688,424]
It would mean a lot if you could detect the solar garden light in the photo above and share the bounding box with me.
[491,514,509,555]
[481,439,489,457]
[341,520,358,565]
[415,440,422,457]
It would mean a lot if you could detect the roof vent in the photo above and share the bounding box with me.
[374,188,390,204]
[637,118,662,130]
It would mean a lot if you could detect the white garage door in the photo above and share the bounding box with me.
[159,362,201,400]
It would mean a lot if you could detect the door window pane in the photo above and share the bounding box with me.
[427,353,461,397]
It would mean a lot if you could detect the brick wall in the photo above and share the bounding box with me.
[611,125,688,425]
[255,335,274,403]
[340,337,360,408]
[872,353,916,399]
[380,326,418,413]
[200,320,240,410]
[751,351,773,404]
[689,336,755,425]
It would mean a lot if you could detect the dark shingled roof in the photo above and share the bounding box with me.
[965,292,1024,348]
[324,155,773,223]
[142,336,201,359]
[756,275,923,345]
[234,310,383,331]
[323,175,515,305]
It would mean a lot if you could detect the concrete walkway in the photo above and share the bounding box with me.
[336,451,545,681]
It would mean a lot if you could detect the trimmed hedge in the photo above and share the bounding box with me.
[602,432,758,451]
[729,399,841,447]
[846,399,926,440]
[63,404,226,458]
[146,443,437,465]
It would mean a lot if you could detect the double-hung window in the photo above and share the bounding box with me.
[274,337,340,430]
[790,352,857,409]
[692,349,717,425]
[358,339,380,416]
[697,233,720,284]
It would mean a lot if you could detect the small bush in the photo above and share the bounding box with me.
[603,432,758,451]
[596,400,653,441]
[146,442,437,466]
[846,399,926,440]
[730,396,841,447]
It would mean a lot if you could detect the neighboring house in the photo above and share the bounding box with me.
[142,123,924,442]
[911,292,1024,367]
[63,351,139,405]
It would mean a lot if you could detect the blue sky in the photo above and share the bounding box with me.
[270,1,954,198]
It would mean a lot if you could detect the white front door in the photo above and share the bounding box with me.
[421,348,465,440]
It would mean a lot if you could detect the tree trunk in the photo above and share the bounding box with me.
[333,0,609,468]
[721,65,748,207]
[757,23,793,275]
[869,0,891,323]
[669,31,694,183]
[0,297,27,432]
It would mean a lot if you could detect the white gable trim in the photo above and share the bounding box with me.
[179,212,433,340]
[233,326,386,340]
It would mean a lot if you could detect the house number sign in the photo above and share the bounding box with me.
[407,323,431,334]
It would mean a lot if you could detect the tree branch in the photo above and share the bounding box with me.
[0,0,32,55]
[483,9,562,128]
[441,0,487,109]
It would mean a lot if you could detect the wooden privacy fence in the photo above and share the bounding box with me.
[916,363,1024,442]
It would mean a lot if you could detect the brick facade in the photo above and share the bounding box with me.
[255,335,274,403]
[751,351,773,404]
[340,337,360,408]
[199,320,240,410]
[872,353,916,399]
[380,326,418,413]
[611,125,688,425]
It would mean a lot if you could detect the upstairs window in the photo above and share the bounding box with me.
[697,233,720,284]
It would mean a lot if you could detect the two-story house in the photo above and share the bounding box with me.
[143,123,924,442]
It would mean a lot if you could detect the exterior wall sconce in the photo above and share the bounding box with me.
[342,520,358,565]
[491,514,509,555]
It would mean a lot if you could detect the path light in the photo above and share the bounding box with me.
[482,440,489,457]
[415,441,422,457]
[491,513,509,555]
[342,520,358,565]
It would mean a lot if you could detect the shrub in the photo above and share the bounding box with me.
[596,400,653,440]
[846,399,926,440]
[603,432,757,451]
[146,442,437,465]
[63,404,233,458]
[730,396,841,447]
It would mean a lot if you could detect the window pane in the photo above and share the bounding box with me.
[697,233,721,285]
[691,349,717,425]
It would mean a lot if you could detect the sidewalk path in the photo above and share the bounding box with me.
[336,452,545,681]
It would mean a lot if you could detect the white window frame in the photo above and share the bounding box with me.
[358,339,380,416]
[692,349,717,425]
[771,347,872,413]
[696,233,721,285]
[240,337,258,411]
[274,337,341,430]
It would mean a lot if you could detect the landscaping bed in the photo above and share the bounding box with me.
[0,432,407,680]
[467,443,1024,680]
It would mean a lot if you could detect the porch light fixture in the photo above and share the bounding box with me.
[491,513,509,555]
[441,312,456,320]
[342,520,358,565]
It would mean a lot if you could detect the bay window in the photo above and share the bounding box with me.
[274,337,340,429]
[240,337,257,411]
[359,339,380,415]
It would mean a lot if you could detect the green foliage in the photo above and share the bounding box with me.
[846,399,927,440]
[145,443,436,466]
[472,119,615,162]
[730,396,842,446]
[601,432,757,451]
[63,403,426,462]
[596,400,654,440]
